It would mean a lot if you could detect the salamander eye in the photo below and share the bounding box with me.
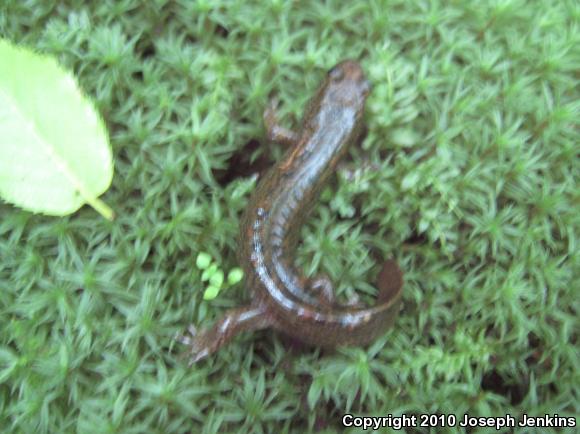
[361,79,372,96]
[327,65,344,81]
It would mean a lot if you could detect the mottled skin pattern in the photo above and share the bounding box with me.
[178,60,404,364]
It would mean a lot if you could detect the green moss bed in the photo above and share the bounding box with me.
[0,1,578,433]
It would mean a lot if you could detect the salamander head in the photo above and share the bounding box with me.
[302,59,371,127]
[324,59,371,109]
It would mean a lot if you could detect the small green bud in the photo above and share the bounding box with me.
[227,268,244,285]
[196,252,212,269]
[203,285,220,300]
[209,269,224,288]
[201,263,218,282]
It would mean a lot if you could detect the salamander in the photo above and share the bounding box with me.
[178,59,404,363]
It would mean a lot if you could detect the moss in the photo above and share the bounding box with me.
[1,0,578,432]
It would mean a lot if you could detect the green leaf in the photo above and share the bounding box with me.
[401,171,420,191]
[0,39,114,219]
[307,377,323,409]
[390,128,419,147]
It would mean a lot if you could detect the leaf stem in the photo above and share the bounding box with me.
[86,196,115,220]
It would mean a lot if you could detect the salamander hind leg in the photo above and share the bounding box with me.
[306,274,366,308]
[175,305,273,365]
[376,259,404,304]
[306,274,336,308]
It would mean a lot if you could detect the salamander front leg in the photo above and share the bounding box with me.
[263,98,300,147]
[176,305,273,365]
